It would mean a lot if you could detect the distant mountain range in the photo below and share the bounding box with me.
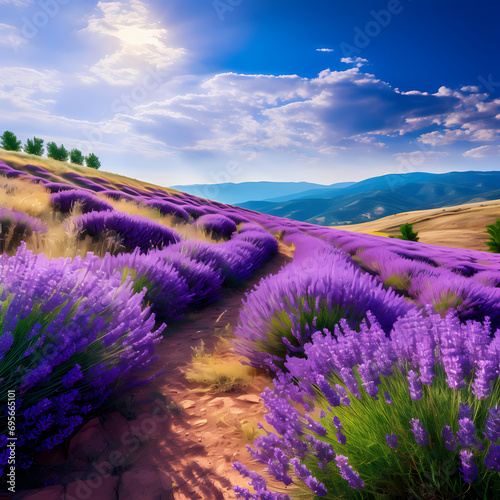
[169,181,355,205]
[173,171,500,226]
[236,171,500,225]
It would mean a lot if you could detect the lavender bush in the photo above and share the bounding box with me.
[50,189,113,214]
[146,200,190,222]
[234,245,413,371]
[233,310,500,499]
[0,244,163,484]
[71,210,183,254]
[195,213,237,239]
[0,207,48,253]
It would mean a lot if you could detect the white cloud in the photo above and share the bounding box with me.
[0,67,62,112]
[0,23,26,50]
[0,0,32,5]
[463,145,500,158]
[341,57,368,67]
[316,48,334,52]
[80,0,185,85]
[130,67,459,155]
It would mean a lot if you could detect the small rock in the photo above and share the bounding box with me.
[229,408,244,415]
[207,397,231,408]
[236,394,261,404]
[181,400,195,409]
[192,419,208,427]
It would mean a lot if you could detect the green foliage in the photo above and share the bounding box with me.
[46,141,69,162]
[398,222,419,242]
[23,137,44,156]
[69,148,85,165]
[485,219,500,253]
[85,153,101,170]
[1,130,22,151]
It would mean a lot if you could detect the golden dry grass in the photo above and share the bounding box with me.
[332,198,500,252]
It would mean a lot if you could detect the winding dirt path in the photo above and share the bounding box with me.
[8,248,293,500]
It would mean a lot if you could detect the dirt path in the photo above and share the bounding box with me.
[9,249,293,500]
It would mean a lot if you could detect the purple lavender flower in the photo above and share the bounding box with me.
[442,425,457,451]
[304,414,327,437]
[335,384,351,406]
[410,418,430,446]
[459,449,478,483]
[386,434,398,450]
[484,407,500,443]
[290,458,327,496]
[335,455,364,489]
[62,364,83,388]
[484,444,500,472]
[458,402,473,420]
[316,374,340,406]
[384,391,393,404]
[336,430,347,445]
[457,418,478,448]
[407,370,423,401]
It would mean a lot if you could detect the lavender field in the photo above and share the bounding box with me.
[0,153,498,500]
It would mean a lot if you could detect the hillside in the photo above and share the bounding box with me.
[333,198,500,252]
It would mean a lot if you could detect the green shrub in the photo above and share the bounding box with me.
[398,222,419,241]
[485,219,500,253]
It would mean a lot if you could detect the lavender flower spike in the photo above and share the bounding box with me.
[442,425,457,451]
[410,418,429,446]
[459,449,478,483]
[335,455,364,490]
[484,407,500,443]
[386,434,398,450]
[457,418,478,448]
[407,370,423,401]
[484,444,500,472]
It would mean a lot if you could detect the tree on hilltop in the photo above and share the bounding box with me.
[24,137,44,156]
[47,142,69,162]
[1,131,22,151]
[70,148,84,165]
[85,153,101,170]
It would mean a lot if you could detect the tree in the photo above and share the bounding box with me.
[486,219,500,253]
[1,131,22,151]
[47,142,69,162]
[23,137,44,156]
[85,153,101,170]
[398,223,419,242]
[70,148,84,165]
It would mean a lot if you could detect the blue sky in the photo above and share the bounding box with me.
[0,0,499,187]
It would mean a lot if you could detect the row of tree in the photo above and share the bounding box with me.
[0,131,101,170]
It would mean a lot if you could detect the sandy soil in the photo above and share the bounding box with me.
[5,249,294,500]
[332,198,500,252]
